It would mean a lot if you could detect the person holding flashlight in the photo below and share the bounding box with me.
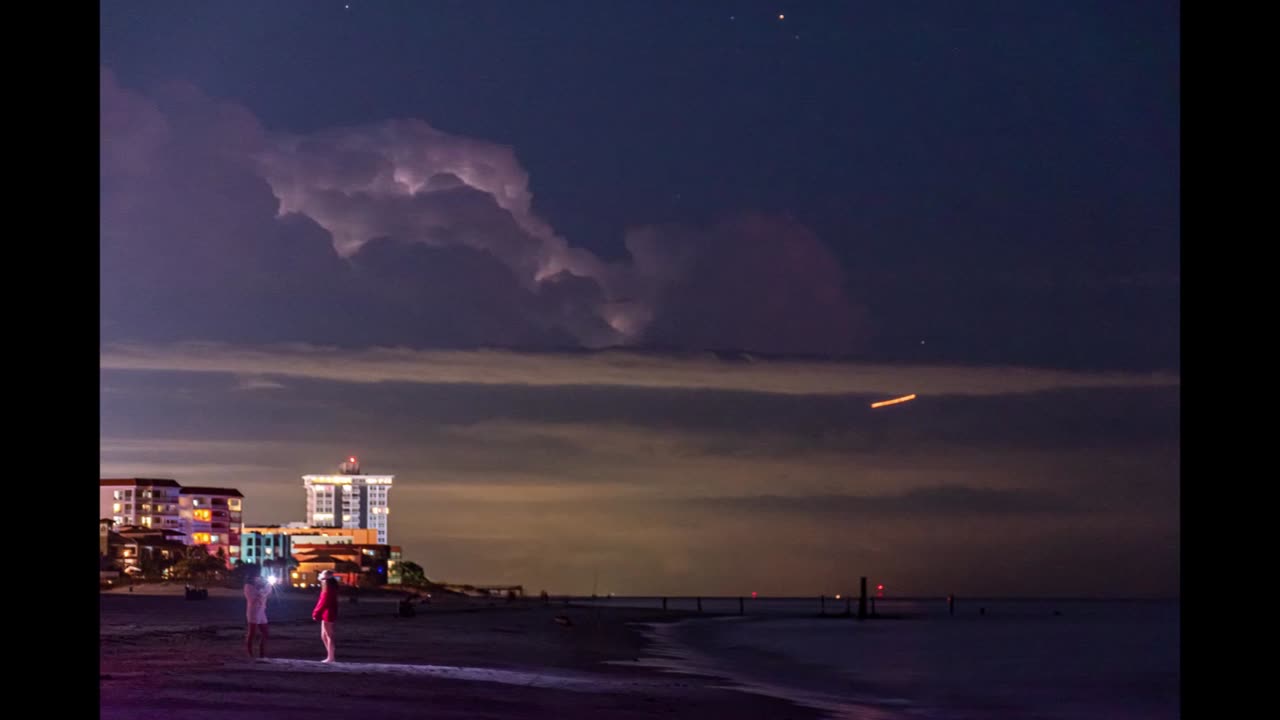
[244,573,273,659]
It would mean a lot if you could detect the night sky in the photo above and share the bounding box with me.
[100,1,1179,596]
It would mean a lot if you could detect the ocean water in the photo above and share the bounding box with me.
[596,598,1179,720]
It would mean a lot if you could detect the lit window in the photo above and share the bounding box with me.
[193,499,201,506]
[113,491,123,500]
[112,503,121,513]
[193,509,211,522]
[192,533,211,544]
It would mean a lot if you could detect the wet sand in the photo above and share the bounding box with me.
[100,587,818,719]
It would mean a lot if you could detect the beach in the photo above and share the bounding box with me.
[101,588,1179,719]
[99,586,818,720]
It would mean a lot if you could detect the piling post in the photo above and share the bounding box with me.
[662,597,668,611]
[858,577,868,620]
[739,596,744,615]
[696,597,703,613]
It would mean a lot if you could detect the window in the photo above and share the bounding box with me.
[193,499,202,506]
[113,490,123,500]
[192,533,211,544]
[193,509,211,521]
[112,503,122,513]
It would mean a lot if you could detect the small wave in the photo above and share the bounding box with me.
[250,657,693,695]
[609,620,921,720]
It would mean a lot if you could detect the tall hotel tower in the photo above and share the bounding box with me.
[303,457,394,544]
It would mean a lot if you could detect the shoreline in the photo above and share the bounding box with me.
[101,591,822,719]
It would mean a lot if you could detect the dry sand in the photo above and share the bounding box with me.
[100,586,818,719]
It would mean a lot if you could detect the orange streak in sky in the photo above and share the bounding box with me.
[870,393,917,408]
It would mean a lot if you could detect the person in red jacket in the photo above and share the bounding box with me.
[312,570,340,663]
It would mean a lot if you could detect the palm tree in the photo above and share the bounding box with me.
[172,545,226,583]
[400,561,427,587]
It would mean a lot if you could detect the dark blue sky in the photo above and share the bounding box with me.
[101,0,1179,370]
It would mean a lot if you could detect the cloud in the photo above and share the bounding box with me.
[625,215,868,356]
[101,381,1177,596]
[688,486,1085,516]
[101,67,874,355]
[235,376,287,391]
[101,342,1180,397]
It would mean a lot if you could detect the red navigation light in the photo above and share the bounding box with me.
[877,584,884,591]
[348,457,356,463]
[751,591,758,599]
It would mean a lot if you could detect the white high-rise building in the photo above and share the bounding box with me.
[302,456,393,544]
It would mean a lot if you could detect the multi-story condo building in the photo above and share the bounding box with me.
[303,457,393,544]
[178,486,244,565]
[100,478,183,532]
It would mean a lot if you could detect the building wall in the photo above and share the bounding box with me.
[100,481,182,531]
[242,527,377,544]
[178,491,243,565]
[293,543,395,586]
[389,546,403,584]
[240,531,293,567]
[303,474,393,544]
